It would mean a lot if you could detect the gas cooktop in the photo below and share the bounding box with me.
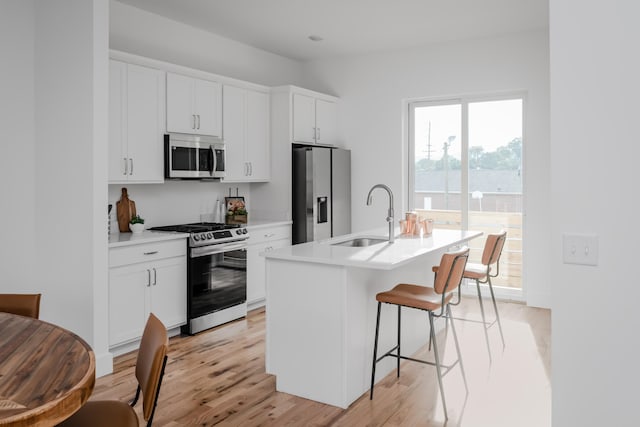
[149,222,248,247]
[149,222,241,233]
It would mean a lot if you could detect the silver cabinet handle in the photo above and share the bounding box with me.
[244,162,248,176]
[129,158,133,175]
[147,269,151,287]
[264,233,275,238]
[192,114,196,129]
[317,127,320,140]
[152,267,157,286]
[143,251,158,255]
[123,158,128,175]
[197,115,201,129]
[249,162,253,176]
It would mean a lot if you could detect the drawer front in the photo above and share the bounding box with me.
[247,225,291,245]
[110,239,187,268]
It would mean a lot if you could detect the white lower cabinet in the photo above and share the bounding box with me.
[246,225,291,308]
[108,239,187,348]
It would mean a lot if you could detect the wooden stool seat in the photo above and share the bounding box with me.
[377,284,454,312]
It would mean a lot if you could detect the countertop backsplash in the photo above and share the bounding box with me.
[108,181,251,229]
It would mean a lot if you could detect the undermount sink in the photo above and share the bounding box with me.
[332,237,388,247]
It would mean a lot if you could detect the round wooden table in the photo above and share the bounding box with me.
[0,312,95,427]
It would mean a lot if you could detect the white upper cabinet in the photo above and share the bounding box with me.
[108,60,165,184]
[245,90,270,180]
[293,93,316,144]
[293,92,338,145]
[314,99,338,145]
[166,72,222,137]
[222,85,270,182]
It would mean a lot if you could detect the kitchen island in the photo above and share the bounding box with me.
[264,228,482,408]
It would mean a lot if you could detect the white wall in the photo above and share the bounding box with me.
[108,1,304,225]
[550,0,640,425]
[303,30,551,307]
[108,182,251,228]
[0,0,111,373]
[34,0,109,352]
[109,0,304,87]
[0,1,37,290]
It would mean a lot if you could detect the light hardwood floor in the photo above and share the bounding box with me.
[94,297,550,426]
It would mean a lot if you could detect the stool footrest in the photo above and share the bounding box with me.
[451,316,498,329]
[376,347,459,377]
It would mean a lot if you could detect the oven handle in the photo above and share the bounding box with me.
[190,242,247,258]
[209,146,216,177]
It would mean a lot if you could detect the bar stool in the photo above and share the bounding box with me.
[436,231,507,362]
[369,247,469,420]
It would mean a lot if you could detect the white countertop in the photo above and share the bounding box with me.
[245,219,292,230]
[108,230,190,248]
[263,228,482,270]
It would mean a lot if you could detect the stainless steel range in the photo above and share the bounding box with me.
[149,222,249,335]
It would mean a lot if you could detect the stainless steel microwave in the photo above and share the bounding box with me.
[164,133,226,179]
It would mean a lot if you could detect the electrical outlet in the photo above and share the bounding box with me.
[562,233,599,266]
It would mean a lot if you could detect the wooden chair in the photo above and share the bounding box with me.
[0,293,41,319]
[370,247,469,420]
[59,313,169,427]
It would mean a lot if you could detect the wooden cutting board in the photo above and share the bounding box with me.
[116,187,136,232]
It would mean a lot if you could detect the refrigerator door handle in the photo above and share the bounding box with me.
[317,196,328,223]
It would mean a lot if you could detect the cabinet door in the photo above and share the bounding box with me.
[315,99,338,145]
[108,60,127,181]
[194,78,222,137]
[293,93,316,143]
[247,238,290,305]
[222,85,247,182]
[109,263,150,346]
[246,90,270,181]
[149,256,187,330]
[126,64,165,183]
[166,72,196,134]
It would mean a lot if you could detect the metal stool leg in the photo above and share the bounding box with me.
[448,304,468,393]
[476,279,492,363]
[397,305,401,377]
[487,277,505,348]
[370,302,382,400]
[429,311,448,420]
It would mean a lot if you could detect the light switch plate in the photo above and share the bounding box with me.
[562,233,599,266]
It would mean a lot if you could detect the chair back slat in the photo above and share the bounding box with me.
[434,247,469,295]
[135,313,169,422]
[481,231,507,266]
[0,294,41,319]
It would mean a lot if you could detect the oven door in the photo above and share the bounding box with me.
[189,242,247,319]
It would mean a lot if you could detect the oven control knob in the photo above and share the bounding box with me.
[242,229,248,234]
[207,233,213,239]
[235,229,242,235]
[193,235,200,241]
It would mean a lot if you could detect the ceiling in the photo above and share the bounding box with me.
[115,0,549,61]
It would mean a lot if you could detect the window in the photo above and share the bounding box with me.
[408,95,523,291]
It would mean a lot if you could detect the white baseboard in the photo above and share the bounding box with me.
[525,291,551,309]
[248,298,266,312]
[95,351,114,378]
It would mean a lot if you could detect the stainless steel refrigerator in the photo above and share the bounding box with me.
[292,145,351,244]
